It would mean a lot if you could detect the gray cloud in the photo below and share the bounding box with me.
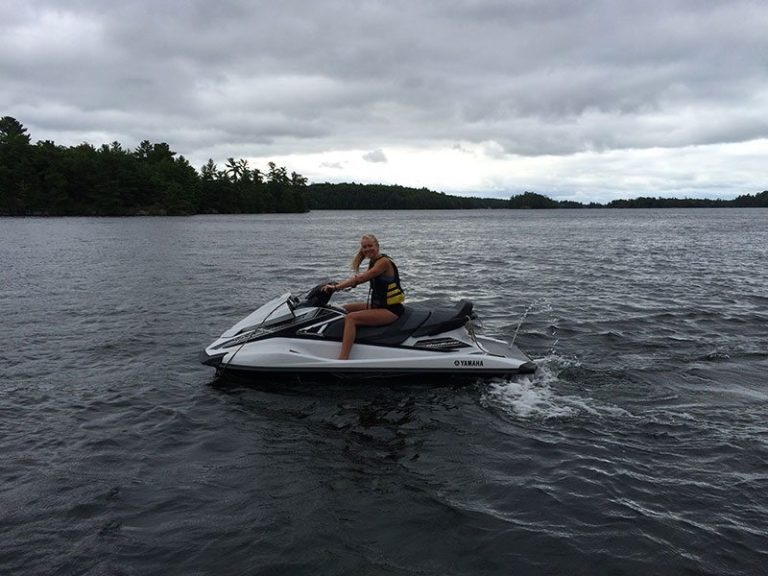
[363,149,388,163]
[1,0,767,200]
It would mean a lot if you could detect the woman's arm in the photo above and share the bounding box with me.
[323,258,391,293]
[350,257,390,284]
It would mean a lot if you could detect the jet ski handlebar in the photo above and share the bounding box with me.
[300,283,333,308]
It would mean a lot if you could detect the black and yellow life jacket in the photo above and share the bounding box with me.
[368,254,405,307]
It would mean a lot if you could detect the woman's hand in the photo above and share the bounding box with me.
[322,272,366,294]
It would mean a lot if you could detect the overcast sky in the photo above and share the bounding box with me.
[2,0,767,202]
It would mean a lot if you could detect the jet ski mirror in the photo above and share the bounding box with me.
[287,294,301,312]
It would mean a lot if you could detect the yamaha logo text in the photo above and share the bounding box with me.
[454,360,484,367]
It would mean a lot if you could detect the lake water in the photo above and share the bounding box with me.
[2,209,767,575]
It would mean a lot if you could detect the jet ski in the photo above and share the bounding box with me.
[199,284,538,380]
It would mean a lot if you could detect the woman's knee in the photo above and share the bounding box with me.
[345,312,362,326]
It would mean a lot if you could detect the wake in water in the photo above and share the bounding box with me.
[481,353,633,421]
[481,295,632,420]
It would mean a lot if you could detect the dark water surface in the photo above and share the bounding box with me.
[2,210,767,575]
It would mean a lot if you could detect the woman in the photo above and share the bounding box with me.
[323,234,405,360]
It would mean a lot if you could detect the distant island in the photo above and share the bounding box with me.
[2,116,766,216]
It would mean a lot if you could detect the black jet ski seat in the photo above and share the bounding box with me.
[323,300,475,346]
[412,299,474,337]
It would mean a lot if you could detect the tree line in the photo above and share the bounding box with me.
[0,116,307,215]
[2,116,766,215]
[506,190,768,209]
[307,186,768,210]
[306,183,510,210]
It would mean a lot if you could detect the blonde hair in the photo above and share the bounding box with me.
[351,233,379,271]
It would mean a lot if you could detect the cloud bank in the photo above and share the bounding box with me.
[2,0,767,201]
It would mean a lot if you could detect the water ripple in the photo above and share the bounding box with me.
[1,210,767,575]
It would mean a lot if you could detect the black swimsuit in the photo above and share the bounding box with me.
[376,302,405,316]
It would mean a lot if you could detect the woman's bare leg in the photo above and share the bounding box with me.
[339,308,398,360]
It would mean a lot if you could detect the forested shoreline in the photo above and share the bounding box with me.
[504,190,768,209]
[0,117,308,216]
[306,182,511,209]
[2,116,766,216]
